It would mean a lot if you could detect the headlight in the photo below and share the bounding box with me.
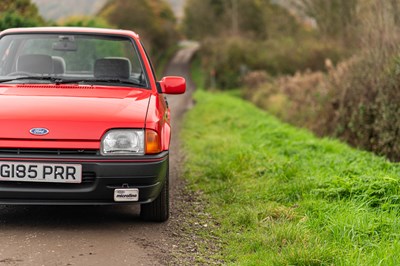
[101,129,144,155]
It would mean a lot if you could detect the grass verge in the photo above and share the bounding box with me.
[181,89,400,265]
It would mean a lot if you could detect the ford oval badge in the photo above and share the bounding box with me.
[30,128,49,136]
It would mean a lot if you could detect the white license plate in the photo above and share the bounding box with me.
[114,188,139,202]
[0,161,82,184]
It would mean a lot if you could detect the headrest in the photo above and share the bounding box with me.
[105,57,132,73]
[17,54,53,74]
[94,58,130,80]
[52,56,66,74]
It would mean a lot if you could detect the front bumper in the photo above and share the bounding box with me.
[0,151,169,205]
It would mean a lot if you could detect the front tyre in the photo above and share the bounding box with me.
[140,166,169,222]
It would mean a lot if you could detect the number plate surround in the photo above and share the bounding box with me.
[0,161,82,184]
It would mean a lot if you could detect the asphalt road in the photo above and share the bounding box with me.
[0,44,197,266]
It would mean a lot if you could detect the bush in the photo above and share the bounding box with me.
[182,0,347,90]
[0,11,40,30]
[322,49,400,160]
[241,1,400,161]
[315,1,400,160]
[244,43,400,161]
[0,0,45,30]
[202,36,344,89]
[183,0,300,41]
[243,68,329,131]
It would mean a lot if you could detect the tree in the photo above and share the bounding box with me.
[183,0,300,40]
[0,0,44,30]
[98,0,178,59]
[291,0,358,44]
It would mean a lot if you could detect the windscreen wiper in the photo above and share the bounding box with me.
[0,76,64,84]
[0,76,146,87]
[53,78,146,87]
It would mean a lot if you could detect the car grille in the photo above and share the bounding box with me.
[82,172,96,183]
[0,148,99,156]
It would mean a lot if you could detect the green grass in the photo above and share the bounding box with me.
[181,89,400,265]
[190,55,205,90]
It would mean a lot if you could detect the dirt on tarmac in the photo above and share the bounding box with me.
[0,43,218,266]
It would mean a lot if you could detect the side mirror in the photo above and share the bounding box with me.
[158,76,186,94]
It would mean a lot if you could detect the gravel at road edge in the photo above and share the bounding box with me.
[161,44,223,265]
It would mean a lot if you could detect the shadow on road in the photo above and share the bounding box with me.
[0,205,146,228]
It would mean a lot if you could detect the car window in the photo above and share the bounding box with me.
[0,33,148,88]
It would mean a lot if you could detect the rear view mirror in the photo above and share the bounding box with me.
[158,76,186,94]
[52,36,77,52]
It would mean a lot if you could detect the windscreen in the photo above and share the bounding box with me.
[0,33,148,87]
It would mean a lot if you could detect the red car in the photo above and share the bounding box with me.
[0,27,185,222]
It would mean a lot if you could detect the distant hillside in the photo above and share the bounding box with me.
[32,0,186,21]
[31,0,108,21]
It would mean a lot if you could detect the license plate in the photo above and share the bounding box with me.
[0,161,82,184]
[114,188,139,202]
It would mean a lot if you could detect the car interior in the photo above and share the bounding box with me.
[14,54,136,81]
